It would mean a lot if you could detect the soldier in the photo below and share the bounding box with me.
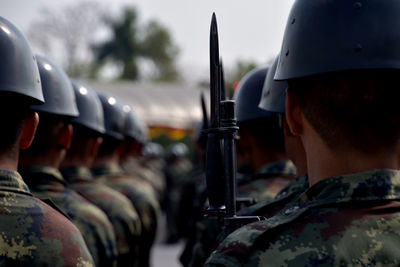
[59,80,142,267]
[163,142,193,243]
[239,55,309,218]
[121,108,165,204]
[19,56,118,267]
[206,0,400,265]
[233,66,296,203]
[92,93,160,267]
[0,16,94,266]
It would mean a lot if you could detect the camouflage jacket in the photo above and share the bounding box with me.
[239,175,309,218]
[206,169,400,266]
[20,166,118,267]
[0,169,94,266]
[92,164,160,267]
[122,158,166,202]
[237,160,297,203]
[61,166,142,267]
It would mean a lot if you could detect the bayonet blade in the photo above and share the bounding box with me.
[210,12,220,128]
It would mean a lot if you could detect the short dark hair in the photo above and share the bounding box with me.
[0,93,31,154]
[288,70,400,153]
[66,124,100,158]
[97,136,123,157]
[20,113,69,156]
[238,116,285,153]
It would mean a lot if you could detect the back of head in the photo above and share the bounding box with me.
[97,93,125,156]
[123,104,148,144]
[276,0,400,153]
[22,55,79,157]
[234,66,284,151]
[0,17,44,156]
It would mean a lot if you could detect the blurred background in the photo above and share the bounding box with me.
[2,0,294,265]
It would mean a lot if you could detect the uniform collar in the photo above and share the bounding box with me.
[299,169,400,206]
[91,164,124,177]
[19,166,67,187]
[255,160,297,178]
[60,166,93,183]
[0,169,32,196]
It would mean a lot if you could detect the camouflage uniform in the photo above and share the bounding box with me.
[238,160,297,203]
[61,166,142,267]
[164,157,193,243]
[122,157,166,203]
[239,174,309,218]
[92,164,160,267]
[0,169,94,266]
[20,166,118,267]
[206,169,400,266]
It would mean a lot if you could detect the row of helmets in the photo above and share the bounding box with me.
[0,16,148,144]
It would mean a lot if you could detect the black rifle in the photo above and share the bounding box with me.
[204,13,264,231]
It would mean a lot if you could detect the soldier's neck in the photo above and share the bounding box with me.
[92,152,120,168]
[303,128,399,186]
[19,150,65,169]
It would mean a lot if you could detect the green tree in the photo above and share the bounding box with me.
[93,7,179,81]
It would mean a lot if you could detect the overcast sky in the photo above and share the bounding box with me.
[1,0,294,81]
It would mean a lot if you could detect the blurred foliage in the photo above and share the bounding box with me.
[92,7,179,81]
[28,1,103,78]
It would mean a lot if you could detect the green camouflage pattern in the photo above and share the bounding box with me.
[122,158,166,202]
[206,169,400,266]
[164,157,193,242]
[92,164,160,267]
[0,169,94,266]
[61,166,142,267]
[238,160,297,203]
[239,175,309,218]
[20,166,118,267]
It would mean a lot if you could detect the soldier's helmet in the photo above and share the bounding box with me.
[166,143,189,159]
[142,142,164,158]
[259,55,287,114]
[275,0,400,80]
[123,104,146,143]
[233,66,272,124]
[97,93,125,141]
[30,55,79,117]
[0,17,44,104]
[71,80,105,134]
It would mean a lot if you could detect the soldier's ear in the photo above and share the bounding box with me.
[286,88,303,136]
[58,124,73,150]
[89,137,103,158]
[20,112,39,150]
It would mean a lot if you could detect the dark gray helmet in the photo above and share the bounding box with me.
[166,142,188,159]
[233,66,273,123]
[259,55,287,114]
[276,0,400,80]
[123,104,144,142]
[142,142,164,158]
[31,55,79,117]
[71,80,105,134]
[97,93,125,141]
[0,17,44,104]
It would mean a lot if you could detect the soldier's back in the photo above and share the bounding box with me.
[206,169,400,266]
[61,166,142,267]
[93,164,160,267]
[0,169,94,267]
[20,166,117,267]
